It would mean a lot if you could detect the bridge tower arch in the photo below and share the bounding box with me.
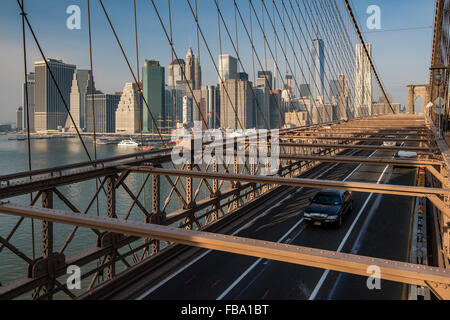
[407,84,430,114]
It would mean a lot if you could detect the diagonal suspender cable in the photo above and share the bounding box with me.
[344,0,395,114]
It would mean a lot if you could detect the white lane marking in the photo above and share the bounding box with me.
[139,148,376,300]
[308,148,398,300]
[325,139,409,299]
[139,159,345,300]
[136,249,212,299]
[216,152,376,301]
[216,217,305,300]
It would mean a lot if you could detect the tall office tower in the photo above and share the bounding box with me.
[69,70,95,131]
[22,72,35,132]
[354,43,372,117]
[192,89,205,127]
[218,55,238,83]
[220,76,254,130]
[185,48,195,89]
[207,86,220,129]
[165,86,184,128]
[168,58,185,87]
[16,107,23,131]
[34,59,76,131]
[256,71,273,89]
[115,82,142,134]
[193,86,220,129]
[143,60,165,133]
[337,74,350,119]
[311,39,325,102]
[182,96,193,125]
[85,92,120,133]
[269,90,282,129]
[194,56,202,90]
[299,84,311,98]
[254,86,270,129]
[185,47,202,90]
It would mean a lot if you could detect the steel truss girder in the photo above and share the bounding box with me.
[121,166,450,198]
[0,203,449,299]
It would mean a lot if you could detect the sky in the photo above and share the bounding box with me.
[0,0,437,124]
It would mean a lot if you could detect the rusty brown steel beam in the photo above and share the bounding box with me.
[0,202,449,299]
[280,136,428,144]
[277,142,435,153]
[276,154,441,167]
[122,166,450,198]
[289,131,430,137]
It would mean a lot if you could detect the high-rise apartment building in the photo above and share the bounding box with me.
[143,60,165,133]
[337,74,350,119]
[354,43,372,117]
[34,59,76,131]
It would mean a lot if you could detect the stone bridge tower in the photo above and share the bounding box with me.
[407,84,430,114]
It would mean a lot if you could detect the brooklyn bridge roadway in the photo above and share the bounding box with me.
[139,147,417,300]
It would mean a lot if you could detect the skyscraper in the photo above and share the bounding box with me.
[256,71,273,89]
[220,75,253,129]
[254,86,270,129]
[269,90,282,129]
[218,55,238,83]
[338,74,350,119]
[115,82,142,134]
[22,72,35,132]
[329,80,339,98]
[299,84,311,98]
[85,93,120,133]
[185,48,202,90]
[16,107,23,131]
[182,96,193,125]
[165,86,184,128]
[311,39,325,102]
[168,59,185,87]
[143,60,165,133]
[34,59,76,131]
[69,70,95,131]
[354,43,372,117]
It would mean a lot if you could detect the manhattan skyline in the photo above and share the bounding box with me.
[0,0,435,124]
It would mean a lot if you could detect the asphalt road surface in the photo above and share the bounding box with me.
[140,147,416,300]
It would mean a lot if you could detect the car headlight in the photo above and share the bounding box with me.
[304,213,311,217]
[327,215,339,220]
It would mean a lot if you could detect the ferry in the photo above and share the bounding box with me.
[118,138,139,147]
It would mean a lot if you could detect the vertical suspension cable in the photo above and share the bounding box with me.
[20,0,35,260]
[133,0,147,215]
[87,0,100,219]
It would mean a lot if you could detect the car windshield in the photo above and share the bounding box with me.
[312,194,342,206]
